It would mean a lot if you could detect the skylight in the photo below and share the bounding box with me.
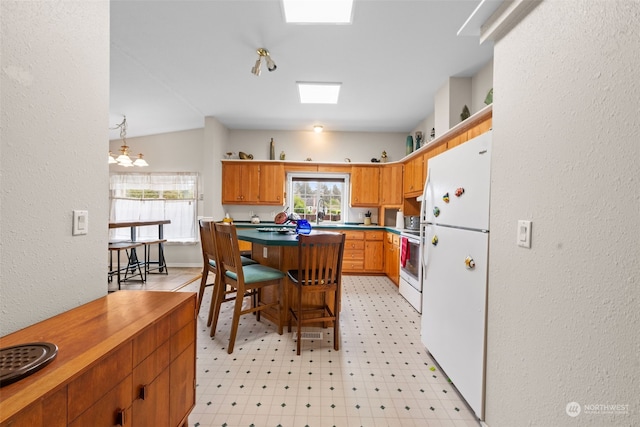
[282,0,353,24]
[297,82,342,104]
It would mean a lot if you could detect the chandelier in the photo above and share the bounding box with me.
[108,116,148,167]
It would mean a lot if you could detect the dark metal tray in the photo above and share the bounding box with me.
[0,342,58,387]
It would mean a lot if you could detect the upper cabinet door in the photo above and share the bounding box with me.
[351,166,380,206]
[403,155,424,197]
[221,162,259,204]
[258,163,284,205]
[222,162,283,205]
[380,163,403,206]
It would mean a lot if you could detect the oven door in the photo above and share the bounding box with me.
[399,234,422,312]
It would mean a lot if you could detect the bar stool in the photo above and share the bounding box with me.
[108,241,145,289]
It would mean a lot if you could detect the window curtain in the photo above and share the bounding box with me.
[109,172,199,243]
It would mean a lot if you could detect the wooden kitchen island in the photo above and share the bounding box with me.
[236,228,342,327]
[0,291,196,427]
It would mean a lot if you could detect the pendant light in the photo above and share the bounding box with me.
[109,116,148,167]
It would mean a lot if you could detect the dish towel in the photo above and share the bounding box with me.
[400,237,409,267]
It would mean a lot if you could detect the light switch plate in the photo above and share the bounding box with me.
[517,220,531,248]
[73,210,88,235]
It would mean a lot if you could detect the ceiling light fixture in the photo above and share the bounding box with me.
[297,82,341,104]
[282,0,354,24]
[109,116,148,167]
[313,125,323,133]
[251,48,277,76]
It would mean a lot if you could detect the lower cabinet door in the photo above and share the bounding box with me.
[68,376,132,427]
[132,369,170,427]
[170,342,196,427]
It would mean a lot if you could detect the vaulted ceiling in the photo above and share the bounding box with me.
[110,0,495,139]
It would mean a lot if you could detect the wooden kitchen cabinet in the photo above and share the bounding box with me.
[380,164,403,206]
[403,155,424,197]
[384,232,400,285]
[423,143,448,181]
[221,162,259,203]
[221,161,284,205]
[467,116,492,140]
[351,166,380,206]
[342,230,365,273]
[339,230,385,274]
[364,231,384,273]
[258,162,285,204]
[0,291,196,427]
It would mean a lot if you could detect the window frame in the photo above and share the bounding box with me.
[286,172,350,224]
[109,172,200,243]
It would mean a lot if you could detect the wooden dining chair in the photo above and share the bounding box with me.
[287,232,345,355]
[197,219,257,323]
[212,222,286,354]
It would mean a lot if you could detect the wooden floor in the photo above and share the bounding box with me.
[109,267,202,292]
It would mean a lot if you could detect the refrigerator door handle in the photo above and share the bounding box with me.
[420,168,431,224]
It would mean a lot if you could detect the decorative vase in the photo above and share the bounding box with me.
[269,138,275,160]
[295,219,312,235]
[405,135,414,155]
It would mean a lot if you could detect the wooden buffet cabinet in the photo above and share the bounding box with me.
[0,291,196,427]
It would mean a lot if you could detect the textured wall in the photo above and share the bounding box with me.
[485,1,639,425]
[1,1,110,334]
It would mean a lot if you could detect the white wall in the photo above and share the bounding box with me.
[485,1,639,426]
[110,126,406,265]
[471,60,493,113]
[226,129,406,163]
[1,1,110,335]
[109,128,206,266]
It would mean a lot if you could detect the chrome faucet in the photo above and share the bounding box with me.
[316,198,326,224]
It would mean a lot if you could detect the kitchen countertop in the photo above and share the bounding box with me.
[234,222,402,233]
[235,228,338,246]
[234,222,402,246]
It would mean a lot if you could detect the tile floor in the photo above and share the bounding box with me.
[180,275,480,427]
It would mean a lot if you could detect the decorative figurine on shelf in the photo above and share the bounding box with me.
[280,151,286,160]
[430,127,435,140]
[484,88,493,105]
[371,157,380,163]
[381,151,388,163]
[415,131,423,149]
[461,105,470,122]
[406,135,414,155]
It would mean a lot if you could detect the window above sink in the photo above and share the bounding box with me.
[286,172,350,225]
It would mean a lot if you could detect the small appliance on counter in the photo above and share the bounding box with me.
[404,215,420,230]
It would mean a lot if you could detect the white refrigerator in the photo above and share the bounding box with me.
[420,131,491,420]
